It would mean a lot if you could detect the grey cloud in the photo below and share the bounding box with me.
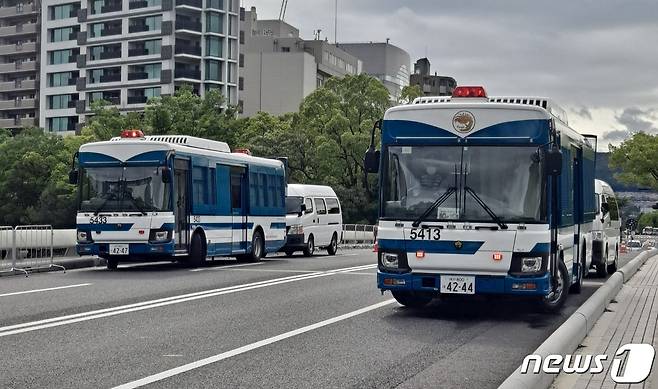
[573,107,593,120]
[615,107,658,133]
[602,129,632,142]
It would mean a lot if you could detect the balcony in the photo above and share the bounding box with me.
[95,26,122,37]
[0,79,37,91]
[127,71,148,80]
[127,95,148,104]
[98,51,122,60]
[129,0,149,9]
[90,96,120,105]
[0,117,37,128]
[175,20,202,32]
[0,61,37,74]
[99,73,121,83]
[128,24,150,33]
[0,3,37,18]
[100,3,122,13]
[128,48,158,57]
[176,0,202,8]
[0,98,36,110]
[174,68,200,79]
[0,23,38,36]
[0,41,37,55]
[175,46,201,56]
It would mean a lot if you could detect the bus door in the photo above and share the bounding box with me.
[174,159,190,251]
[572,146,584,269]
[230,167,247,253]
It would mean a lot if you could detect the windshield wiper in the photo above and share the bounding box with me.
[412,187,457,227]
[94,192,118,215]
[123,191,148,216]
[463,186,508,230]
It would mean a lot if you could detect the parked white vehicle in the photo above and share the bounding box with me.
[627,240,642,251]
[591,179,621,277]
[282,184,343,256]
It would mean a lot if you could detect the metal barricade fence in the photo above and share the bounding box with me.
[2,225,65,276]
[341,224,376,245]
[0,226,13,273]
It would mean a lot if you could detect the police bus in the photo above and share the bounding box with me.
[364,86,597,311]
[70,130,287,269]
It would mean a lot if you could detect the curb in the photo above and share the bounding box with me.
[0,256,104,277]
[498,249,657,389]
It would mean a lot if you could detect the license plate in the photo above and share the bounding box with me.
[440,275,475,294]
[109,244,129,255]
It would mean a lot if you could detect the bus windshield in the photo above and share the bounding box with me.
[285,196,304,214]
[79,166,171,213]
[382,145,546,223]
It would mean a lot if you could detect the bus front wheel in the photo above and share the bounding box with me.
[188,233,207,268]
[106,257,118,270]
[541,260,569,313]
[392,291,432,308]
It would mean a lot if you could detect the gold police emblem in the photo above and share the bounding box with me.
[452,111,476,133]
[454,241,463,249]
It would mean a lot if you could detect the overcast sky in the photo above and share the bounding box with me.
[243,0,658,150]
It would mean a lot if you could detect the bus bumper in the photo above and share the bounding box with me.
[377,271,551,296]
[77,242,176,258]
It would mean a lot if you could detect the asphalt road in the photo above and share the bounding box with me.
[0,249,640,389]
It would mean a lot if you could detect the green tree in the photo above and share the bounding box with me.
[638,211,658,231]
[397,84,423,105]
[609,133,658,190]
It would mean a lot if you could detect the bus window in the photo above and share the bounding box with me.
[315,198,327,215]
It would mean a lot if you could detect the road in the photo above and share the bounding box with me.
[0,249,639,389]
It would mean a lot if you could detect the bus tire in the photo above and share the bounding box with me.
[106,258,118,270]
[392,290,432,308]
[607,246,618,274]
[596,246,609,278]
[326,233,338,256]
[541,259,569,313]
[241,229,264,263]
[188,232,206,268]
[284,250,295,257]
[303,235,315,257]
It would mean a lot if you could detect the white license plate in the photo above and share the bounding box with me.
[109,244,129,255]
[440,275,475,294]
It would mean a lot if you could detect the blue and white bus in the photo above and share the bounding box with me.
[70,130,287,269]
[364,86,597,311]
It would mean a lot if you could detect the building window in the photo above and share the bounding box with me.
[49,26,78,42]
[205,36,223,57]
[205,60,221,81]
[48,94,76,109]
[238,76,243,91]
[144,39,162,55]
[47,116,77,132]
[49,3,79,20]
[206,12,222,33]
[239,53,244,68]
[49,49,77,65]
[48,71,77,87]
[281,46,290,52]
[206,0,223,9]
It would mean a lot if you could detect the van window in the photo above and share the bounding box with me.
[608,196,619,221]
[304,198,313,214]
[326,198,340,214]
[315,198,327,215]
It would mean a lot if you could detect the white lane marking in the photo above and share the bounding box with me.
[189,262,265,272]
[223,268,319,274]
[0,283,92,298]
[113,299,395,389]
[0,264,376,337]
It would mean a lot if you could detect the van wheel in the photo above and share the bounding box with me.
[106,258,118,270]
[240,229,264,263]
[570,251,586,294]
[303,235,315,257]
[392,291,432,308]
[607,247,618,274]
[188,233,207,268]
[326,233,338,256]
[596,247,609,278]
[541,259,569,313]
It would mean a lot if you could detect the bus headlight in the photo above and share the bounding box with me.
[591,231,603,240]
[288,225,303,235]
[521,257,542,273]
[77,230,91,243]
[149,229,172,243]
[381,252,399,269]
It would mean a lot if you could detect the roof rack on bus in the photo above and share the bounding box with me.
[410,95,569,125]
[110,135,231,153]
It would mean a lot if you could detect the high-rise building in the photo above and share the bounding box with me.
[0,0,40,132]
[409,57,457,96]
[39,0,240,134]
[239,6,360,117]
[338,41,410,101]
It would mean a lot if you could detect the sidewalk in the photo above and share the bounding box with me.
[554,253,658,389]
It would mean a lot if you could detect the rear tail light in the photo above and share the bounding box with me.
[452,86,488,98]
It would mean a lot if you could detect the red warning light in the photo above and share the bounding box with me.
[452,86,488,98]
[120,129,145,138]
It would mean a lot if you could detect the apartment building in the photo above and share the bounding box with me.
[239,6,360,117]
[39,0,239,133]
[0,0,40,131]
[409,57,457,97]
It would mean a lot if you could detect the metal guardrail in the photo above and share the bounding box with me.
[341,224,376,245]
[0,225,66,277]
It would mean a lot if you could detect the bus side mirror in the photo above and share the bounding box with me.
[601,202,610,215]
[161,167,171,184]
[364,147,380,174]
[68,169,79,185]
[545,147,562,176]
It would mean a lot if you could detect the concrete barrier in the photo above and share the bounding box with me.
[499,249,656,389]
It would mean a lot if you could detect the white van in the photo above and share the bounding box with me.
[282,184,343,256]
[591,179,621,277]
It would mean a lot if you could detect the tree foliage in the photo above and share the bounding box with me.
[638,211,658,231]
[609,133,658,190]
[398,84,423,105]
